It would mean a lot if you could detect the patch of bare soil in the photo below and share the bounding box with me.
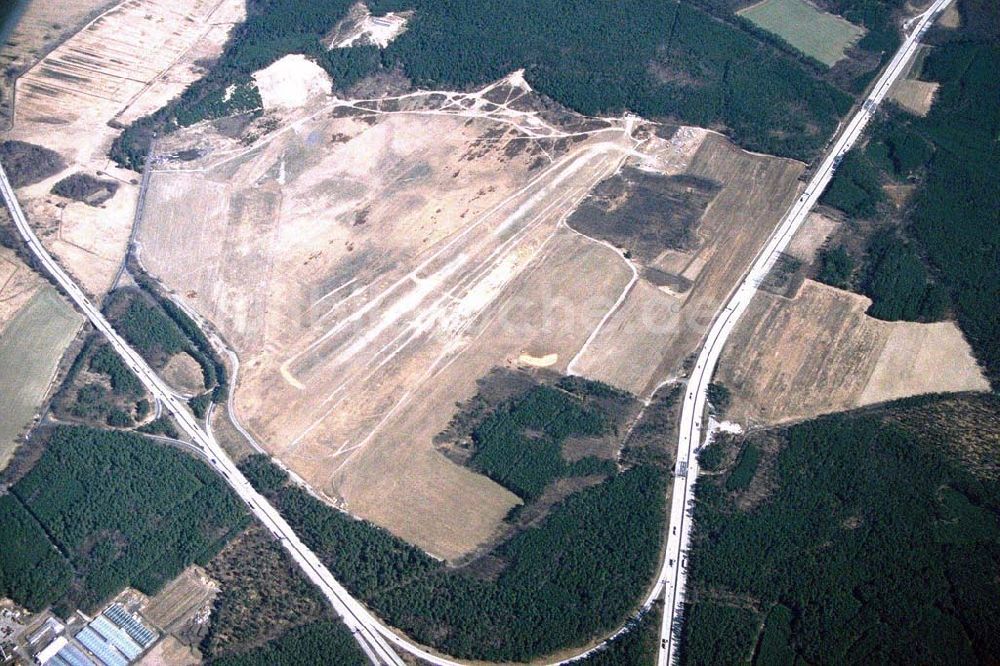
[161,352,206,396]
[717,279,989,426]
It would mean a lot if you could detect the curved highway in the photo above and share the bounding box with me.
[655,1,954,663]
[0,2,951,663]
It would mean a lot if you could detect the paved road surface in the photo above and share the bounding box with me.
[655,1,954,663]
[0,163,437,666]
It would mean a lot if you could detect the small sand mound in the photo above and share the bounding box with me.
[518,353,558,368]
[252,54,332,110]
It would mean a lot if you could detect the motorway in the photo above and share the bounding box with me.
[0,163,453,666]
[655,0,954,663]
[0,1,951,663]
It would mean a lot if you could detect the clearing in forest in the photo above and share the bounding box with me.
[0,284,82,466]
[738,0,865,67]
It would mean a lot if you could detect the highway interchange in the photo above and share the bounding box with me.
[0,1,951,663]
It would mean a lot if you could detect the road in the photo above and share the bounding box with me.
[655,1,953,663]
[0,0,950,662]
[0,162,448,666]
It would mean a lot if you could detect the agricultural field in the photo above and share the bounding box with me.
[738,0,866,67]
[0,282,82,467]
[137,70,805,559]
[2,0,245,297]
[716,279,988,425]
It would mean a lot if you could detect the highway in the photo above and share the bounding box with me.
[0,0,951,663]
[655,1,954,663]
[0,163,442,666]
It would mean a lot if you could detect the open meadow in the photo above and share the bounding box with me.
[738,0,865,67]
[0,282,81,467]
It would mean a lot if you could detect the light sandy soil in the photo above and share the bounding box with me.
[890,79,939,116]
[938,3,960,28]
[136,635,201,666]
[253,54,332,110]
[784,211,839,263]
[137,77,674,558]
[860,322,990,404]
[4,0,244,297]
[0,245,42,328]
[142,565,218,634]
[717,279,989,425]
[161,352,205,395]
[329,2,410,49]
[570,133,806,395]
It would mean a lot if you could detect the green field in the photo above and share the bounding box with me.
[739,0,865,67]
[0,286,81,466]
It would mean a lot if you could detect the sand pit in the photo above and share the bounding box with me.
[518,352,558,367]
[717,280,989,425]
[253,55,332,110]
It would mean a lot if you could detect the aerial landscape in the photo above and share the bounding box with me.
[0,0,996,665]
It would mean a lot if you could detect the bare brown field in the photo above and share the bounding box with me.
[717,280,989,425]
[890,79,939,116]
[784,211,839,263]
[138,78,686,558]
[570,132,806,395]
[938,3,961,28]
[3,0,244,296]
[0,0,117,126]
[136,635,200,666]
[143,565,218,635]
[0,244,42,327]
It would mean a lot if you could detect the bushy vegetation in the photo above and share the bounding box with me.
[723,443,761,492]
[201,525,333,659]
[132,272,230,402]
[211,621,366,666]
[0,427,248,616]
[470,384,618,499]
[819,22,1000,383]
[137,416,179,439]
[815,244,855,288]
[373,0,850,160]
[681,396,1000,664]
[905,38,1000,386]
[578,603,662,666]
[0,140,66,187]
[860,230,947,321]
[89,344,142,397]
[240,453,667,661]
[105,290,188,364]
[189,393,213,419]
[820,148,885,218]
[706,383,731,415]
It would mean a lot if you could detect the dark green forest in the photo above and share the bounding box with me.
[240,448,666,661]
[210,621,365,666]
[0,427,248,616]
[680,394,1000,664]
[112,0,855,166]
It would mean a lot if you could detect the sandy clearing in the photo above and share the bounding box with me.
[889,78,939,116]
[140,87,641,558]
[518,352,558,367]
[331,3,410,49]
[253,54,332,110]
[717,280,989,425]
[162,352,206,395]
[860,322,989,405]
[785,211,839,263]
[136,635,201,666]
